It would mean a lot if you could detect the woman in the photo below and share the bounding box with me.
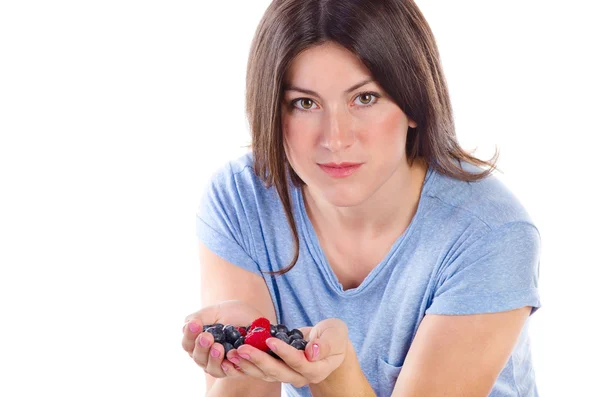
[182,0,541,396]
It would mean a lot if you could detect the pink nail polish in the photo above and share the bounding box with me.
[211,348,220,358]
[229,356,240,365]
[239,353,251,360]
[199,336,210,347]
[221,364,228,372]
[266,339,277,352]
[312,344,319,360]
[189,322,200,333]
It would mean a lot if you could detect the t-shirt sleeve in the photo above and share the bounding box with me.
[426,221,542,316]
[195,163,263,276]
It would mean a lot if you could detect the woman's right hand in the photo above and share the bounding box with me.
[181,300,266,378]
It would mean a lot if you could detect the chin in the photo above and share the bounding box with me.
[321,185,371,208]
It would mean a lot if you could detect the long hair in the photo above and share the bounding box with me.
[245,0,499,275]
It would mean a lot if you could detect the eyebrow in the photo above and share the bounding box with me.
[283,78,375,98]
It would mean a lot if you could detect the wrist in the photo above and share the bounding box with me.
[309,341,375,397]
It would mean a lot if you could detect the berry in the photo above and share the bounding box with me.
[270,324,277,336]
[288,334,303,343]
[288,329,303,339]
[206,327,226,344]
[276,324,289,334]
[222,342,234,356]
[245,327,271,352]
[249,317,270,332]
[291,339,307,350]
[237,326,247,337]
[224,325,241,344]
[234,336,245,349]
[268,350,281,360]
[275,332,290,344]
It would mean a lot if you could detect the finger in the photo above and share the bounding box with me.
[234,345,306,386]
[305,318,348,362]
[265,337,307,370]
[219,356,244,377]
[191,332,215,370]
[297,327,312,338]
[184,305,219,324]
[182,320,204,355]
[204,341,228,378]
[226,349,270,380]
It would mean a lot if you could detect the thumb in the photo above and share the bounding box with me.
[305,318,348,362]
[183,304,220,332]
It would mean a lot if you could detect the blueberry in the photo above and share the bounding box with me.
[224,326,241,344]
[234,336,245,349]
[270,324,277,336]
[276,324,289,334]
[291,339,307,350]
[222,342,234,356]
[288,334,302,343]
[202,324,213,332]
[288,329,303,339]
[206,327,226,344]
[268,350,281,360]
[275,332,290,344]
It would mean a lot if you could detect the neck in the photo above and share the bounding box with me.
[303,157,428,238]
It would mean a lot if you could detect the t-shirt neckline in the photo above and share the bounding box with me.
[293,164,436,297]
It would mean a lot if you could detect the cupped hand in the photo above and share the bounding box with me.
[181,300,265,378]
[223,318,349,388]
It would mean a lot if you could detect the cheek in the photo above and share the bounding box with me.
[361,108,408,151]
[282,115,318,152]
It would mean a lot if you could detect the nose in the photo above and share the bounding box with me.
[320,108,355,152]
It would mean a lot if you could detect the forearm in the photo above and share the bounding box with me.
[206,377,281,397]
[309,342,376,397]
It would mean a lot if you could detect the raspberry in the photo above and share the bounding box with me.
[248,317,270,332]
[245,327,271,352]
[237,326,247,337]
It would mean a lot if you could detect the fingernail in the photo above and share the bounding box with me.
[311,344,319,360]
[266,339,277,352]
[239,353,251,360]
[210,348,220,358]
[199,336,210,347]
[221,363,228,372]
[189,322,200,333]
[229,356,240,365]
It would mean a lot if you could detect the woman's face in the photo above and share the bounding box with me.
[281,41,417,207]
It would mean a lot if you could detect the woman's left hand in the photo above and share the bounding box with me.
[222,318,349,388]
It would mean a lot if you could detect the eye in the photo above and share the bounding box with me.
[291,98,318,111]
[354,92,380,106]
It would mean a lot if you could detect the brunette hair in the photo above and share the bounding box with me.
[245,0,499,275]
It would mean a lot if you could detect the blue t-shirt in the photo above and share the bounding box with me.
[196,152,542,397]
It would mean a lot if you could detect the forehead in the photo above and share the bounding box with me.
[284,42,373,86]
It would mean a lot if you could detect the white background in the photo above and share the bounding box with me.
[1,1,598,396]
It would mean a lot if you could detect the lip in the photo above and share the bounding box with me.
[320,162,361,168]
[318,162,363,178]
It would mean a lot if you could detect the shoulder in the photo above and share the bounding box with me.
[206,151,269,196]
[200,151,283,215]
[425,160,537,232]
